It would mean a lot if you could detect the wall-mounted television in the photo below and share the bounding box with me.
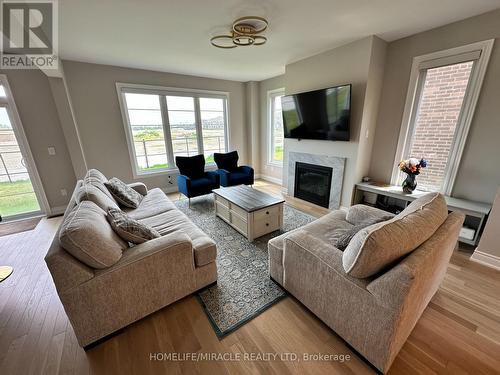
[281,84,351,141]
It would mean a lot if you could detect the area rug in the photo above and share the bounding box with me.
[175,195,315,338]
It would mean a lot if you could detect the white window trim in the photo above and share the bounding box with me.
[267,88,285,167]
[391,39,494,194]
[0,74,50,219]
[116,83,230,178]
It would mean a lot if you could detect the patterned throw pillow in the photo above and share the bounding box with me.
[336,223,374,251]
[336,216,390,251]
[106,208,160,244]
[104,177,143,208]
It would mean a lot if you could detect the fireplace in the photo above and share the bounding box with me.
[294,162,333,208]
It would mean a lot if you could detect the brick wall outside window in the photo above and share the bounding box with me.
[407,61,473,192]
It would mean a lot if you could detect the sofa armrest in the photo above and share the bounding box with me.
[346,204,395,226]
[284,230,346,276]
[239,165,254,176]
[215,169,229,186]
[177,174,191,196]
[283,230,370,289]
[100,232,194,273]
[205,170,220,185]
[127,182,148,196]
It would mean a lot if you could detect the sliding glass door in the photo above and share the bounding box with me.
[0,80,45,221]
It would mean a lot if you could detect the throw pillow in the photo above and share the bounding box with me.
[336,223,373,251]
[106,208,160,244]
[336,216,390,251]
[104,177,143,208]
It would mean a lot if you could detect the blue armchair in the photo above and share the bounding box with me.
[214,151,254,187]
[176,155,220,205]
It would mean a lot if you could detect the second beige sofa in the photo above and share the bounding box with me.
[269,193,464,373]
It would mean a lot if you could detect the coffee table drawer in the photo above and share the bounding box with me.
[229,202,247,218]
[254,205,281,221]
[215,195,229,208]
[215,201,230,222]
[253,214,280,238]
[230,212,248,236]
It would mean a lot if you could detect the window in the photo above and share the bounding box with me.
[117,84,229,176]
[268,89,285,165]
[392,40,494,194]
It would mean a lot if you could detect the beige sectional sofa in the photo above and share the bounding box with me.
[45,169,217,347]
[269,192,464,373]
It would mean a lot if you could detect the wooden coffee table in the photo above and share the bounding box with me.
[213,185,285,241]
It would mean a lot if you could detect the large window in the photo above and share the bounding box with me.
[268,89,285,165]
[392,40,493,194]
[117,84,229,176]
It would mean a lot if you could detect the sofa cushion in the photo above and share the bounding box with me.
[105,177,143,208]
[268,210,351,270]
[214,151,239,172]
[126,188,177,220]
[176,154,205,179]
[106,208,160,244]
[343,192,448,278]
[75,183,120,212]
[59,201,127,269]
[139,209,216,266]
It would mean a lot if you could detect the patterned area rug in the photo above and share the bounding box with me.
[175,195,315,338]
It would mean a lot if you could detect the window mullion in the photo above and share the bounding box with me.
[269,94,276,163]
[194,96,204,156]
[160,96,175,167]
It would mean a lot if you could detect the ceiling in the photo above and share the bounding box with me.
[59,0,500,82]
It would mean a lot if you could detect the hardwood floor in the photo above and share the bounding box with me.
[0,180,499,374]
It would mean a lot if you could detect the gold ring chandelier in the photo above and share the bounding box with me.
[211,16,268,49]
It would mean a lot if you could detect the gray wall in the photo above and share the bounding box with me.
[369,9,500,204]
[62,60,247,190]
[259,74,285,181]
[1,69,76,211]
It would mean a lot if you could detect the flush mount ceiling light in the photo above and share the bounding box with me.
[211,16,268,49]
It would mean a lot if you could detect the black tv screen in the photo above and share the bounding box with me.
[281,84,351,141]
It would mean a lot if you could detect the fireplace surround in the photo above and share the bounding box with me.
[287,151,346,209]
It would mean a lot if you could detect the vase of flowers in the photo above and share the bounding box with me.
[398,158,427,194]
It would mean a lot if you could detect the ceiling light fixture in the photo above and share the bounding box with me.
[211,16,268,49]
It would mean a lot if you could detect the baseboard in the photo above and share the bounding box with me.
[160,184,178,194]
[470,250,500,271]
[256,174,283,186]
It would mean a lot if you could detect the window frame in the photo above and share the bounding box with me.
[116,83,230,178]
[267,88,285,167]
[391,39,494,194]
